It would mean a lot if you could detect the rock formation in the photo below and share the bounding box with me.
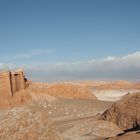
[0,70,27,97]
[11,70,27,93]
[100,93,140,130]
[0,71,13,97]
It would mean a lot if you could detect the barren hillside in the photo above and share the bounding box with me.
[28,82,97,99]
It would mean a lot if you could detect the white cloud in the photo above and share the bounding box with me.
[1,52,140,82]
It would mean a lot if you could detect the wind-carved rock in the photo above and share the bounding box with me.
[0,70,27,97]
[0,71,13,97]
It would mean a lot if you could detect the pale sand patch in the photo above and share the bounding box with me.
[93,89,140,101]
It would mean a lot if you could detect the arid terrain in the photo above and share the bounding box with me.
[0,70,140,140]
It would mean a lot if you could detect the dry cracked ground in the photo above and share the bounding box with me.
[0,81,140,140]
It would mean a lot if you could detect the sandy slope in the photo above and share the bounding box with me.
[26,87,117,140]
[0,106,62,140]
[0,90,31,109]
[27,85,115,140]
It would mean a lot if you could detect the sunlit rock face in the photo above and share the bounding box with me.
[0,71,12,97]
[100,93,140,130]
[0,70,27,97]
[11,70,27,94]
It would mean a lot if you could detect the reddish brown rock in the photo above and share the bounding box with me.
[0,70,27,97]
[11,70,27,93]
[100,93,140,130]
[0,71,12,97]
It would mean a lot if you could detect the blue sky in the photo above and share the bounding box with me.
[0,0,140,81]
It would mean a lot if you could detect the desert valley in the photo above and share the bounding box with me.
[1,0,140,139]
[0,70,139,140]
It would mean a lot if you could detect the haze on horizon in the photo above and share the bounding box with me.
[0,0,140,82]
